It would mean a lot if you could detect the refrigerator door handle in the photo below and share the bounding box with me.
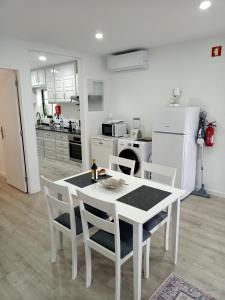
[153,131,185,135]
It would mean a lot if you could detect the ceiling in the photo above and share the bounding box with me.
[29,50,76,69]
[0,0,225,55]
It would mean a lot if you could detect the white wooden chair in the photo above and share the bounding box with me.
[41,176,83,280]
[109,154,135,176]
[77,190,151,300]
[141,162,177,275]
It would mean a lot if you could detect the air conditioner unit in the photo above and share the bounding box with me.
[107,50,149,72]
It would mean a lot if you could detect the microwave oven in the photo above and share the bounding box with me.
[102,122,127,137]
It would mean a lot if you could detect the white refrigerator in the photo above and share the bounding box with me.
[152,106,200,197]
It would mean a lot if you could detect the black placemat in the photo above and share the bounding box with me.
[117,185,171,211]
[65,172,111,188]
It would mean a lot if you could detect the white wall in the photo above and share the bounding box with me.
[108,35,225,197]
[0,38,108,192]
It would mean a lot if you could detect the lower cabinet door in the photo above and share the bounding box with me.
[45,150,56,160]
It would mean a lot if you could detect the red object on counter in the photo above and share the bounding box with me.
[205,123,215,147]
[55,104,61,118]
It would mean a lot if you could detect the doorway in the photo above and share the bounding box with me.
[29,50,82,181]
[0,69,28,193]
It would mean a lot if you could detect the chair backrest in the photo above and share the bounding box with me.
[109,154,135,176]
[141,162,177,187]
[77,190,120,259]
[41,176,76,234]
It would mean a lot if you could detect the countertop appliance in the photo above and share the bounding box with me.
[102,121,127,137]
[69,134,82,162]
[130,128,142,140]
[91,136,117,168]
[152,106,200,197]
[117,138,152,177]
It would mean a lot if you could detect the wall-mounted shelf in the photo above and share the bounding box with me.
[88,79,104,112]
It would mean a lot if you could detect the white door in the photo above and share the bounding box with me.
[0,69,28,192]
[152,132,185,188]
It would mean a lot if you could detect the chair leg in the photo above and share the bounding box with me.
[164,220,170,251]
[115,261,121,300]
[85,244,92,288]
[58,231,63,250]
[143,238,150,279]
[71,238,78,280]
[50,226,57,263]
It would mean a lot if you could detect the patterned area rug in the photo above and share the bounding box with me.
[149,273,217,300]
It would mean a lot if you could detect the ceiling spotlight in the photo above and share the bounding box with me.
[95,32,104,40]
[38,55,47,61]
[199,1,212,10]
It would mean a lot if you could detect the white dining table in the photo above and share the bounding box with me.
[55,169,185,300]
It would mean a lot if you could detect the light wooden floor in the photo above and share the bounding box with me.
[0,176,224,299]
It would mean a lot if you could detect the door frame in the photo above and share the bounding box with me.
[0,68,28,193]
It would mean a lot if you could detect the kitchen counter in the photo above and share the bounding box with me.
[36,125,81,137]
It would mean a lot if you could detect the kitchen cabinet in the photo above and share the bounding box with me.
[43,131,56,159]
[36,130,45,157]
[48,62,78,104]
[55,132,70,162]
[36,130,70,163]
[31,69,46,88]
[45,67,55,102]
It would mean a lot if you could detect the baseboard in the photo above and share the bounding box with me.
[28,185,41,194]
[195,185,225,199]
[207,188,225,199]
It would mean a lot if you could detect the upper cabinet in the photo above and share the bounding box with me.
[52,62,77,103]
[45,67,55,102]
[31,69,46,88]
[31,61,78,104]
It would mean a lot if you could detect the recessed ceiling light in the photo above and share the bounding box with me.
[38,55,47,61]
[199,1,212,10]
[95,32,104,40]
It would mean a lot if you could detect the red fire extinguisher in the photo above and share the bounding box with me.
[55,104,61,119]
[205,122,216,147]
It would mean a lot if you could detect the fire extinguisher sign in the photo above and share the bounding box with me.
[211,46,222,57]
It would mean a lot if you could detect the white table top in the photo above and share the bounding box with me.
[55,170,185,225]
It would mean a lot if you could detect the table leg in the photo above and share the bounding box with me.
[171,197,180,265]
[133,223,142,300]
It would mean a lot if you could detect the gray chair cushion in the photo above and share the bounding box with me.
[55,206,107,235]
[75,205,108,219]
[143,211,168,232]
[90,220,151,258]
[54,212,85,235]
